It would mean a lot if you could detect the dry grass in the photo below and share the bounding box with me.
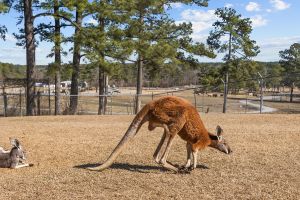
[0,114,299,200]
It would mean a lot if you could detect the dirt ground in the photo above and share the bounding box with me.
[0,114,299,200]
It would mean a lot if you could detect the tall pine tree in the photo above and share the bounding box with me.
[81,0,132,114]
[124,0,214,113]
[279,43,300,102]
[207,7,259,113]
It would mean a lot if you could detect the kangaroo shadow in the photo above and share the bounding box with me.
[74,162,168,174]
[74,162,209,173]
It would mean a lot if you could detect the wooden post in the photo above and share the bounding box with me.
[258,72,263,114]
[132,97,135,115]
[222,73,228,113]
[19,89,22,116]
[194,92,197,108]
[202,93,204,113]
[37,91,41,115]
[110,96,112,115]
[48,81,51,115]
[260,82,263,114]
[126,103,129,115]
[245,97,248,113]
[3,92,8,117]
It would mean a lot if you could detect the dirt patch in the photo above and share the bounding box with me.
[0,114,299,199]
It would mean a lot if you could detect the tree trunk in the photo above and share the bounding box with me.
[69,8,82,114]
[98,68,107,115]
[97,17,107,115]
[24,0,36,116]
[223,33,232,113]
[54,0,61,115]
[135,55,143,114]
[290,82,294,102]
[223,72,228,113]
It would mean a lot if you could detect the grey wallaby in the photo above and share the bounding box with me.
[0,138,32,169]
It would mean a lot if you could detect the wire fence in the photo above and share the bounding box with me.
[0,85,299,117]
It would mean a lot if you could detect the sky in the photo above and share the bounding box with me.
[0,0,299,65]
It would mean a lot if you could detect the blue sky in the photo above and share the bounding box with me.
[0,0,299,65]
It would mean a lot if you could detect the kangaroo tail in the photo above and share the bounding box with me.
[87,104,150,171]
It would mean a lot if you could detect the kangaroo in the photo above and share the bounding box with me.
[88,96,231,173]
[0,138,32,169]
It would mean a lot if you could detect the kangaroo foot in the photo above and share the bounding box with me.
[178,166,191,174]
[187,166,195,171]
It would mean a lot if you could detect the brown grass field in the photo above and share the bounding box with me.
[0,114,299,200]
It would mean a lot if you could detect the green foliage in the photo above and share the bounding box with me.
[258,62,283,89]
[39,63,72,81]
[0,25,7,40]
[228,59,260,93]
[198,63,222,91]
[206,7,260,93]
[207,7,260,62]
[279,43,300,87]
[117,0,215,78]
[0,0,13,40]
[81,0,132,74]
[0,0,12,13]
[0,62,26,79]
[79,0,215,83]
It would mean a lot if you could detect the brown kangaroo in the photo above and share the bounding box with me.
[88,96,231,173]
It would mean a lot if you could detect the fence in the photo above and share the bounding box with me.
[0,86,299,117]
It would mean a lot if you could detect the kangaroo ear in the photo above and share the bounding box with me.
[10,138,20,148]
[216,125,223,136]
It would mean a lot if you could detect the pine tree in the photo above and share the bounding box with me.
[37,0,69,115]
[81,0,133,115]
[207,7,259,113]
[123,0,214,113]
[279,43,300,102]
[0,0,12,40]
[20,0,37,115]
[60,0,91,114]
[12,0,85,115]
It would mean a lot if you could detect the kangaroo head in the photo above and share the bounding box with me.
[209,126,232,154]
[10,138,26,161]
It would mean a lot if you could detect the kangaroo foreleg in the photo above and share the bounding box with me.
[11,163,30,169]
[182,145,199,171]
[184,143,192,168]
[191,150,198,170]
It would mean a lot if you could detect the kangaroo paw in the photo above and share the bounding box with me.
[178,167,191,174]
[187,166,195,171]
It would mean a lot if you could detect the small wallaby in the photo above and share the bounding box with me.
[88,96,232,173]
[0,138,33,169]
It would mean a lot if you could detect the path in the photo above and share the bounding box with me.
[239,96,277,113]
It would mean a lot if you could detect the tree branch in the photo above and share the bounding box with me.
[33,12,80,29]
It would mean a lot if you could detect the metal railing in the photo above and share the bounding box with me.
[1,86,299,117]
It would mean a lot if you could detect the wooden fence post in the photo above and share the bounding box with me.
[19,89,22,116]
[258,72,264,114]
[245,97,248,113]
[110,96,113,115]
[194,92,197,109]
[48,86,51,115]
[3,92,8,117]
[37,91,41,115]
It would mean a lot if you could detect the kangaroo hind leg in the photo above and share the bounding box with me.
[158,125,187,173]
[153,130,167,164]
